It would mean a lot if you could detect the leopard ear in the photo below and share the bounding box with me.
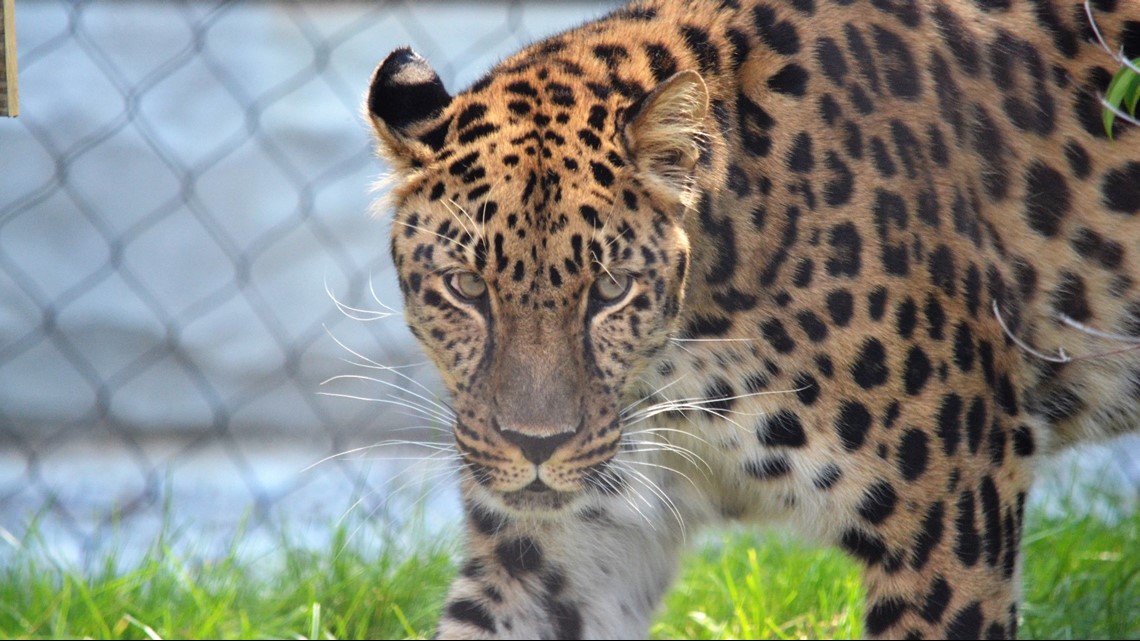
[367,48,452,171]
[621,70,709,209]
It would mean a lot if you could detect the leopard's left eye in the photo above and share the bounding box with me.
[592,273,633,303]
[445,272,488,301]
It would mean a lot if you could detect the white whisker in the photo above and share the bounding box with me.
[366,273,400,314]
[626,426,710,445]
[618,462,686,541]
[324,277,396,322]
[321,371,455,419]
[622,440,711,475]
[323,328,454,414]
[395,219,468,249]
[607,469,658,533]
[319,379,454,426]
[317,383,451,421]
[993,300,1071,364]
[302,440,455,472]
[621,457,700,493]
[316,390,454,424]
[442,198,475,237]
[1059,313,1140,345]
[669,336,760,343]
[621,376,687,415]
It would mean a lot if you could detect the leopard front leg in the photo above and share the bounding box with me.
[836,359,1038,639]
[852,466,1032,640]
[435,480,691,640]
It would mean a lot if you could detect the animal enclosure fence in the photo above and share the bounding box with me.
[0,0,623,563]
[0,0,1136,566]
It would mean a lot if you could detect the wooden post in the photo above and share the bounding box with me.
[1,0,17,117]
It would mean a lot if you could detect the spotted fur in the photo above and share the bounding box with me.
[366,1,1140,638]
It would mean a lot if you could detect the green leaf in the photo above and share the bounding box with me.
[1104,58,1140,140]
[1126,66,1140,116]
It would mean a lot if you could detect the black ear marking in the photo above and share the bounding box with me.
[369,47,452,134]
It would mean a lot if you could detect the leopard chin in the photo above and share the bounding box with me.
[475,462,624,517]
[496,481,580,514]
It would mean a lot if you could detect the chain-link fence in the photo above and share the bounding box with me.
[1,0,1137,568]
[0,0,625,565]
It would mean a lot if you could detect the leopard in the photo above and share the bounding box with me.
[363,0,1140,638]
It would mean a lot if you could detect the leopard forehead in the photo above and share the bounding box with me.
[389,60,700,303]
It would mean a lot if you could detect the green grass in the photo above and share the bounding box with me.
[0,524,455,640]
[2,501,1138,639]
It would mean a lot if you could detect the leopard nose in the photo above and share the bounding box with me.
[494,421,576,465]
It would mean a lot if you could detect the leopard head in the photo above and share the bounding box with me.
[366,48,708,514]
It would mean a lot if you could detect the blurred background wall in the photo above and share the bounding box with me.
[0,0,622,564]
[0,0,1136,567]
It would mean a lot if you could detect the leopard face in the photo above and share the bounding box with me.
[373,50,708,513]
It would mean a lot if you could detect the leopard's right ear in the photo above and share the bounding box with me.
[621,70,709,210]
[367,48,452,171]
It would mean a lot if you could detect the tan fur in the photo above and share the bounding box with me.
[367,1,1140,637]
[622,70,711,209]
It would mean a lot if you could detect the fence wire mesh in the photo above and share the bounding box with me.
[0,0,623,564]
[0,0,1137,567]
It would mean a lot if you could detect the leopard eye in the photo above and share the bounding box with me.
[592,273,632,303]
[446,272,488,301]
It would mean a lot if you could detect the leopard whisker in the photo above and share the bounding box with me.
[394,219,470,250]
[1100,95,1140,127]
[669,336,761,342]
[324,328,456,413]
[606,464,660,533]
[333,356,456,416]
[328,446,459,520]
[623,432,713,471]
[620,457,702,493]
[622,385,809,426]
[1084,1,1140,75]
[616,462,687,541]
[387,423,453,435]
[625,399,755,420]
[623,405,747,432]
[337,357,424,372]
[377,456,462,504]
[992,301,1072,363]
[302,438,457,472]
[345,440,460,457]
[320,373,456,420]
[592,253,619,286]
[442,198,476,238]
[476,174,510,227]
[995,302,1140,364]
[316,382,452,422]
[625,426,711,445]
[587,465,658,532]
[365,273,401,314]
[1058,313,1140,344]
[323,368,457,420]
[324,277,397,321]
[317,390,455,425]
[622,440,711,476]
[669,340,702,359]
[601,174,634,250]
[622,376,687,415]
